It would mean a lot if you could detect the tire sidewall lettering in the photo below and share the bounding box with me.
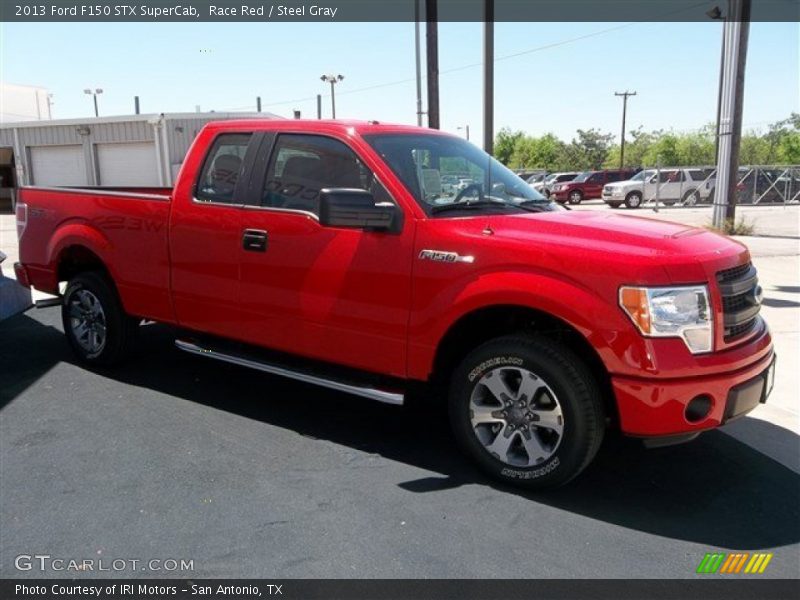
[468,356,524,382]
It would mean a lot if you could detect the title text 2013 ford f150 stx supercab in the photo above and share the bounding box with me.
[14,120,776,489]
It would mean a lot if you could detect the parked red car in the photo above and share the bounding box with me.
[550,169,638,204]
[14,120,774,489]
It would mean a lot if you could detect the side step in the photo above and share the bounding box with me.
[175,339,405,406]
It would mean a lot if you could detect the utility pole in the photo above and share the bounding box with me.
[483,0,494,154]
[320,74,344,119]
[256,96,262,112]
[707,4,727,163]
[426,0,440,129]
[614,91,636,169]
[316,95,322,119]
[414,0,424,126]
[134,96,140,115]
[712,0,750,228]
[458,125,470,141]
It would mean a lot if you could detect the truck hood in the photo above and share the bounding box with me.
[443,210,749,285]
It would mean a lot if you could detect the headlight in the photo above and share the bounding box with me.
[619,285,713,354]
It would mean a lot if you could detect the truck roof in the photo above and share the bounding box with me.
[202,119,454,137]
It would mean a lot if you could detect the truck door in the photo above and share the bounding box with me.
[169,131,261,338]
[236,132,414,378]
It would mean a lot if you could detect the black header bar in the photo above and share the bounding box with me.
[3,579,800,600]
[2,0,799,22]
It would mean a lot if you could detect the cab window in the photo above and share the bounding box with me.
[195,133,252,204]
[261,134,391,215]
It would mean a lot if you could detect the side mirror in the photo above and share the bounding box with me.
[319,188,399,232]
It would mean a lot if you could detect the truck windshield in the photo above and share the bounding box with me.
[363,133,558,216]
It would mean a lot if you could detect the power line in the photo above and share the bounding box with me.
[222,1,712,113]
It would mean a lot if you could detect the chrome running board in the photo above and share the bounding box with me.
[175,339,404,406]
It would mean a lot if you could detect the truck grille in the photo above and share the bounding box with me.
[717,262,761,342]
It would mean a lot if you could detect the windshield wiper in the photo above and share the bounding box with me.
[431,200,521,214]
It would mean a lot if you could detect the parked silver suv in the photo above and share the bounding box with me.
[602,168,713,208]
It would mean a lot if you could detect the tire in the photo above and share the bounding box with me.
[62,272,138,366]
[448,335,605,489]
[568,190,583,205]
[544,189,551,199]
[682,189,700,206]
[607,202,622,209]
[625,191,643,209]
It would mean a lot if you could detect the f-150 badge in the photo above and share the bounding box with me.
[419,250,475,264]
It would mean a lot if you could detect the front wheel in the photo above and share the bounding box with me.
[449,335,605,489]
[568,190,583,205]
[607,201,622,209]
[62,272,138,366]
[625,191,643,208]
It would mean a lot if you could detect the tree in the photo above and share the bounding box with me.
[509,133,568,170]
[493,113,797,173]
[563,129,614,170]
[493,127,524,165]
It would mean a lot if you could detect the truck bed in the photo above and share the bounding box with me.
[17,185,175,323]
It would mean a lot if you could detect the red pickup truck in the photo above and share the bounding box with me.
[14,120,775,489]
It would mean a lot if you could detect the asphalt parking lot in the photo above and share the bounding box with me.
[1,208,799,579]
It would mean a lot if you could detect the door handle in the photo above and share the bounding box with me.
[242,229,268,252]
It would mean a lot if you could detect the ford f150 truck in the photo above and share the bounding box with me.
[14,120,776,489]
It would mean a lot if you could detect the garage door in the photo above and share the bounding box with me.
[97,142,159,186]
[30,145,88,186]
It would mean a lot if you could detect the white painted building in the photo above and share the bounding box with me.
[0,112,280,210]
[1,83,53,123]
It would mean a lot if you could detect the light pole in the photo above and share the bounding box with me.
[614,90,636,169]
[84,88,103,117]
[320,74,344,119]
[457,125,470,141]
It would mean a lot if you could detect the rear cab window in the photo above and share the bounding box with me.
[195,133,252,204]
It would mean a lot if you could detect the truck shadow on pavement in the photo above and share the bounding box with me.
[2,311,799,552]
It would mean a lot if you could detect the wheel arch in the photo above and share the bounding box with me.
[429,304,618,426]
[57,244,113,285]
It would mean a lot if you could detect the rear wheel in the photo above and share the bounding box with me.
[568,190,583,205]
[62,272,138,366]
[448,335,605,489]
[625,191,643,209]
[682,189,700,206]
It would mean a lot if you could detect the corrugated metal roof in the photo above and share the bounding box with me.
[0,112,282,129]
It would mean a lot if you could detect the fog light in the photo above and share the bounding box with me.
[685,395,713,423]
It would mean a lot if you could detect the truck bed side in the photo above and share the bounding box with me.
[17,186,176,324]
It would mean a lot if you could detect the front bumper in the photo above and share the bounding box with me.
[613,349,776,437]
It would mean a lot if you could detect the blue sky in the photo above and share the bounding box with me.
[2,20,797,143]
